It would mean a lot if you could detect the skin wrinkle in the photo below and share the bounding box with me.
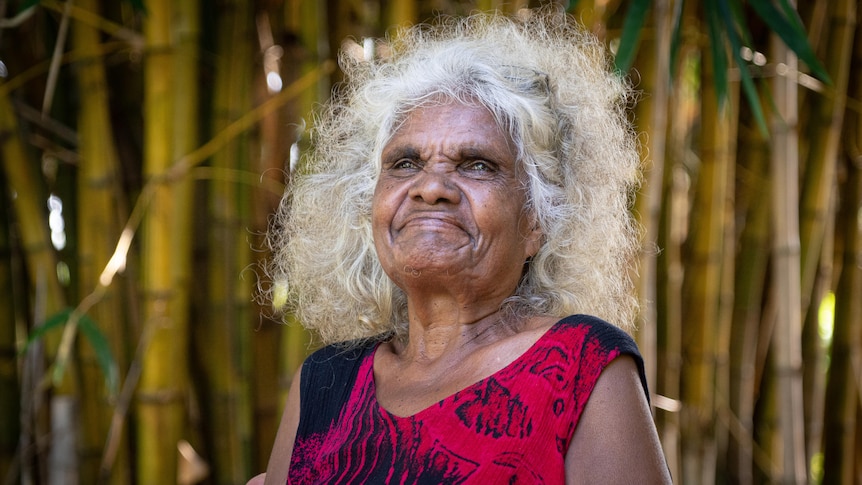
[404,266,421,277]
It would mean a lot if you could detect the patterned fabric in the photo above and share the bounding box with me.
[287,314,646,484]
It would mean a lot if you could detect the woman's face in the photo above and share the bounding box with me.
[372,101,542,296]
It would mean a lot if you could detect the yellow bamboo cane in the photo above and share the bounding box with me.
[629,0,677,476]
[172,0,202,482]
[0,89,77,482]
[72,0,130,482]
[728,120,770,485]
[135,0,187,482]
[205,1,255,481]
[798,0,855,320]
[680,28,736,484]
[821,8,862,481]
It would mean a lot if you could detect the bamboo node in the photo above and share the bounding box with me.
[136,388,185,404]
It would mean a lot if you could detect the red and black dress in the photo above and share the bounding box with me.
[287,314,647,484]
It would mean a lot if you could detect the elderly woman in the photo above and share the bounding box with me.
[254,7,671,485]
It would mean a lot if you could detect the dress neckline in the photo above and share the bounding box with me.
[368,316,570,419]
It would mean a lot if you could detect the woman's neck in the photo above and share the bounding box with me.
[394,298,517,363]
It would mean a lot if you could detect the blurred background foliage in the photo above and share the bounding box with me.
[0,0,860,483]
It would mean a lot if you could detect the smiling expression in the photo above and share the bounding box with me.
[372,101,543,297]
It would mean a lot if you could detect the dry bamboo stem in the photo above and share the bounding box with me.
[769,31,808,484]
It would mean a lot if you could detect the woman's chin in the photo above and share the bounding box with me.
[384,242,475,277]
[395,259,467,280]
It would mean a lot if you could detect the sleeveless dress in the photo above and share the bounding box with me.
[287,314,647,484]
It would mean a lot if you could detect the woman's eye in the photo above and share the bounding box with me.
[464,160,494,172]
[392,159,418,170]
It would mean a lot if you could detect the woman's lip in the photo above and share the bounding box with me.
[399,214,464,231]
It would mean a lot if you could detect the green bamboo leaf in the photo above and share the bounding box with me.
[127,0,147,13]
[22,309,71,352]
[23,309,75,386]
[17,0,40,14]
[614,0,652,74]
[727,0,753,47]
[704,0,729,104]
[748,0,831,84]
[21,308,119,396]
[775,0,804,30]
[78,314,119,396]
[717,0,768,135]
[669,0,685,79]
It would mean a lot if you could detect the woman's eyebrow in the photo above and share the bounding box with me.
[457,146,513,164]
[382,145,421,162]
[458,147,492,159]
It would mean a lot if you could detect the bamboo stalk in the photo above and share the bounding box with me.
[72,0,129,482]
[384,0,416,28]
[264,0,323,462]
[821,11,862,482]
[753,352,782,482]
[204,1,254,482]
[680,25,734,484]
[820,151,861,485]
[801,208,832,472]
[654,15,701,478]
[40,0,144,47]
[0,168,21,483]
[728,121,770,485]
[171,0,201,482]
[135,0,188,482]
[715,40,740,485]
[632,0,673,408]
[249,3,295,473]
[568,0,609,39]
[802,1,857,481]
[0,100,67,350]
[798,0,855,320]
[656,137,686,484]
[0,89,76,483]
[769,29,808,484]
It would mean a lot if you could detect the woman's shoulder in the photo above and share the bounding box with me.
[293,336,389,437]
[538,314,647,397]
[549,314,638,352]
[298,335,388,398]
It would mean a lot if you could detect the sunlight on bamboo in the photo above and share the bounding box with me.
[272,280,288,310]
[257,12,284,94]
[47,194,66,251]
[99,228,134,287]
[817,291,834,343]
[653,394,682,413]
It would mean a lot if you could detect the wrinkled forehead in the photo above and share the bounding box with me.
[382,101,520,168]
[377,94,519,165]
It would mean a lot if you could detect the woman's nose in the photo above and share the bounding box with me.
[407,169,461,205]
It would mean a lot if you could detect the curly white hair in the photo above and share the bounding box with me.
[266,7,641,344]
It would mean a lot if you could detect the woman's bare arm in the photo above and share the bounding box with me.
[565,356,672,484]
[249,366,302,485]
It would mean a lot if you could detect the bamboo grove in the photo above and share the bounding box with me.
[0,0,859,483]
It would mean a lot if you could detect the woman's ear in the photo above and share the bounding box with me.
[524,217,544,259]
